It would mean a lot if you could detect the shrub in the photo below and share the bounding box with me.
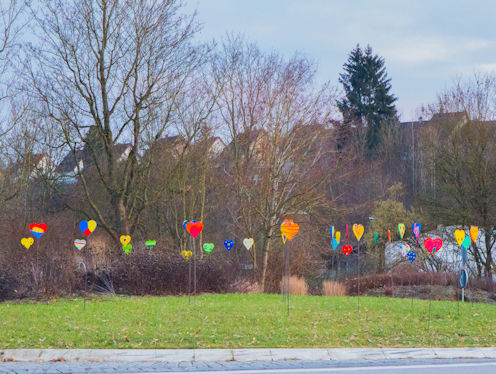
[280,276,308,295]
[322,280,347,296]
[107,249,238,295]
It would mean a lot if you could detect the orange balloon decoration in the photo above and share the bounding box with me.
[470,226,479,243]
[280,219,299,242]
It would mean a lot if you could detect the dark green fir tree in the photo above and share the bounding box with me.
[337,45,397,155]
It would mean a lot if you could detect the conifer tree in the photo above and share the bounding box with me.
[337,45,397,155]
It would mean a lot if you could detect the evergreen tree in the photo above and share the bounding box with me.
[337,45,397,155]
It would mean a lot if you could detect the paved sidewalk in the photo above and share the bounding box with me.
[1,348,496,363]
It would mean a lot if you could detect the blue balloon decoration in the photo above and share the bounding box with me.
[412,223,421,239]
[330,225,334,238]
[407,250,417,263]
[331,238,338,250]
[224,240,234,251]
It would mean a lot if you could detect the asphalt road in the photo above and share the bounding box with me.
[1,359,496,373]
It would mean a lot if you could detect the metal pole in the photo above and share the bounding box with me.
[287,240,291,315]
[428,270,433,329]
[188,256,191,305]
[193,238,197,305]
[282,243,286,302]
[357,242,360,313]
[187,236,191,304]
[80,262,87,312]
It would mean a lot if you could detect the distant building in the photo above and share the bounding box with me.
[208,137,225,157]
[12,153,54,180]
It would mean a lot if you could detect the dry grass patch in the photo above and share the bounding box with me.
[280,276,308,295]
[322,280,347,296]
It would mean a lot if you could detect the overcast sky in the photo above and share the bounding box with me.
[185,0,496,121]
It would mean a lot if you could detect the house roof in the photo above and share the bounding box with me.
[56,143,132,174]
[12,153,50,176]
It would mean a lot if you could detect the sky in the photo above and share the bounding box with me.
[184,0,496,121]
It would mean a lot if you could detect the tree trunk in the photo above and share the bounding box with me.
[260,226,274,291]
[112,194,129,237]
[484,227,493,277]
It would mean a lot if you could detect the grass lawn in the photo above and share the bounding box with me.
[1,294,495,349]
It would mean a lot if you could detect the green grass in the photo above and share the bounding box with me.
[1,294,495,348]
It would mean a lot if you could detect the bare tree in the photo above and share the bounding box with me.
[420,73,496,278]
[24,0,209,241]
[212,37,336,289]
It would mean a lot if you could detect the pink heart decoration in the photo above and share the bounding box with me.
[424,238,443,255]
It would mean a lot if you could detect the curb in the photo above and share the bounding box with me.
[1,348,496,363]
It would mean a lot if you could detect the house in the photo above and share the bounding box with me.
[208,137,225,157]
[12,153,54,180]
[56,143,132,183]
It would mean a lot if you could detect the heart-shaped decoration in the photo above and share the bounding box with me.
[398,223,405,239]
[203,243,214,253]
[183,220,191,230]
[387,229,391,243]
[412,223,421,240]
[329,225,334,238]
[352,224,364,241]
[280,219,299,241]
[79,220,97,237]
[461,236,471,250]
[331,238,339,250]
[400,243,410,256]
[407,250,416,263]
[342,245,353,256]
[470,226,478,243]
[29,223,47,239]
[335,231,341,244]
[120,235,131,245]
[454,229,465,246]
[186,221,203,239]
[74,239,86,250]
[224,240,234,251]
[21,237,34,249]
[243,238,254,250]
[122,244,132,254]
[181,250,193,260]
[424,238,443,255]
[145,240,156,248]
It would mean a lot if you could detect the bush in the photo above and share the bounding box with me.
[280,276,308,295]
[105,249,238,296]
[322,280,347,296]
[343,270,496,296]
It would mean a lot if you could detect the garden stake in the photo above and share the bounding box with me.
[80,261,87,311]
[357,241,360,312]
[193,237,197,305]
[188,236,192,305]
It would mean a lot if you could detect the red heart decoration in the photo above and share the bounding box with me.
[342,245,353,256]
[186,221,203,239]
[29,223,47,232]
[424,238,443,255]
